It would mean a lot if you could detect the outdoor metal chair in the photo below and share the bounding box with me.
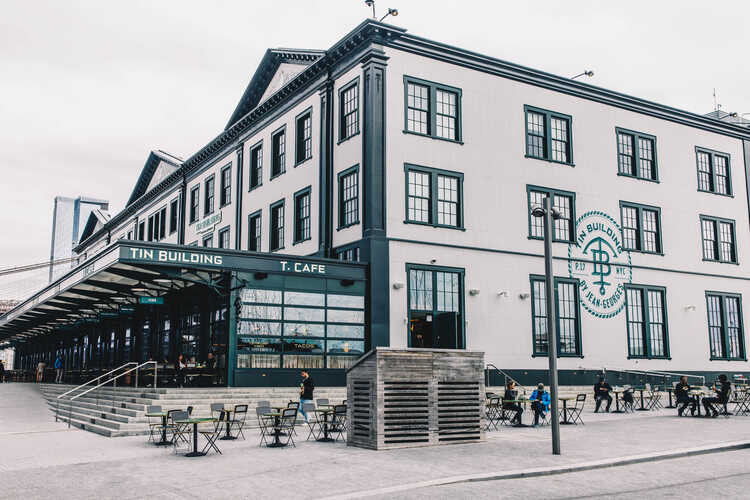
[170,410,191,453]
[733,390,750,416]
[166,409,186,444]
[287,401,300,409]
[256,406,273,447]
[484,397,501,431]
[275,408,298,447]
[329,404,348,442]
[316,398,330,407]
[257,400,271,408]
[210,403,225,419]
[563,394,586,425]
[229,404,248,440]
[303,403,322,440]
[146,405,163,443]
[199,410,225,455]
[622,386,636,413]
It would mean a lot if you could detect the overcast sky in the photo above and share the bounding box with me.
[1,0,748,280]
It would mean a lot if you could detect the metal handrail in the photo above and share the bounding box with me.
[485,363,527,397]
[56,362,138,400]
[55,361,158,427]
[603,367,705,386]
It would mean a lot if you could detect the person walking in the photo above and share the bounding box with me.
[54,355,64,383]
[299,370,314,423]
[36,360,46,383]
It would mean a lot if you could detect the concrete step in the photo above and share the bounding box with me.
[55,413,148,437]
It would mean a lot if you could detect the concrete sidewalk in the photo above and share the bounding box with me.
[1,383,748,499]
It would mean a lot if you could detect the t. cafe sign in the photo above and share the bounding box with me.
[568,211,632,319]
[280,260,326,274]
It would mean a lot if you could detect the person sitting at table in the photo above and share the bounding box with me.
[175,354,186,388]
[593,376,613,413]
[502,381,523,425]
[675,376,696,417]
[529,383,550,427]
[205,352,217,386]
[702,374,731,418]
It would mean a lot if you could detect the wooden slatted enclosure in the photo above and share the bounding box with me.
[347,348,485,450]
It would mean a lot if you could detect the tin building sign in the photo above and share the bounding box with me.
[196,212,222,233]
[568,211,632,318]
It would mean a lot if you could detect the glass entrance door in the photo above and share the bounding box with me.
[407,266,464,349]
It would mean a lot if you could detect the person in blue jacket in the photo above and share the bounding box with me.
[530,383,551,427]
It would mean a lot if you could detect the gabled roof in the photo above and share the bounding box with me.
[224,48,325,130]
[125,150,184,207]
[79,208,111,243]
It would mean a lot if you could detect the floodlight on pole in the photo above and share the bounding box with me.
[571,70,594,80]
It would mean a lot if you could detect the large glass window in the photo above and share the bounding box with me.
[407,266,464,350]
[339,79,359,141]
[625,285,668,358]
[338,166,359,228]
[404,77,461,141]
[525,105,572,164]
[236,278,365,370]
[701,215,736,263]
[405,165,463,228]
[707,293,745,360]
[616,128,658,181]
[620,202,662,254]
[527,186,575,242]
[530,276,581,356]
[697,148,732,196]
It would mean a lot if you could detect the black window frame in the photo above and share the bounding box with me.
[338,77,360,143]
[337,165,359,229]
[293,186,312,245]
[138,221,145,240]
[706,291,746,361]
[217,225,230,249]
[248,209,261,252]
[271,125,286,179]
[696,147,732,196]
[524,104,574,165]
[619,201,663,255]
[403,75,462,143]
[219,164,232,207]
[169,197,179,234]
[147,205,167,242]
[529,275,583,357]
[526,185,576,243]
[615,127,658,182]
[335,244,360,262]
[295,107,312,166]
[249,141,263,191]
[189,186,199,224]
[202,233,213,248]
[404,163,464,230]
[270,199,285,251]
[204,175,215,217]
[624,284,670,359]
[700,215,738,264]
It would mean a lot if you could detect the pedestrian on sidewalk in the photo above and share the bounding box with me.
[529,383,550,426]
[54,355,64,383]
[0,360,5,383]
[594,376,613,412]
[299,370,314,423]
[36,360,46,383]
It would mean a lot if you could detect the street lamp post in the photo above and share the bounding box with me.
[532,195,562,455]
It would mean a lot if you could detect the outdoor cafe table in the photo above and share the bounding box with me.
[266,411,286,448]
[175,417,217,457]
[611,389,625,414]
[219,409,236,441]
[634,388,650,411]
[145,412,171,446]
[558,396,576,425]
[315,408,335,441]
[665,387,676,408]
[689,390,707,417]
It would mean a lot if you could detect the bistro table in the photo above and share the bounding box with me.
[266,411,286,448]
[272,406,290,436]
[665,387,676,408]
[610,389,625,414]
[219,409,236,441]
[146,412,172,446]
[558,396,576,425]
[315,408,335,442]
[689,389,707,417]
[634,388,649,411]
[176,417,217,457]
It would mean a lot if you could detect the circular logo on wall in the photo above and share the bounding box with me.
[568,211,632,318]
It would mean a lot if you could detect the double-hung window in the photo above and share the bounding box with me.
[249,142,262,190]
[270,200,285,251]
[404,76,462,142]
[295,108,312,164]
[706,292,745,360]
[271,127,286,178]
[204,175,215,216]
[189,186,199,223]
[169,198,179,234]
[524,105,573,164]
[696,148,732,196]
[248,210,261,252]
[530,275,582,356]
[220,164,231,206]
[338,165,359,228]
[336,247,360,262]
[218,226,230,249]
[339,78,359,141]
[294,187,311,244]
[620,202,662,254]
[405,164,463,229]
[701,215,737,263]
[616,128,658,181]
[527,186,575,242]
[202,234,213,248]
[625,285,669,358]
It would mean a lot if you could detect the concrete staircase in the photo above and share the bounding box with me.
[39,384,347,437]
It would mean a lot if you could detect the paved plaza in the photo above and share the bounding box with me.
[1,383,749,499]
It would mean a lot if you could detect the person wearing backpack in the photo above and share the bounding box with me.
[54,355,64,383]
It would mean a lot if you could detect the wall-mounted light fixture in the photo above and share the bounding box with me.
[430,259,437,264]
[392,282,404,290]
[684,305,696,312]
[469,289,480,296]
[497,291,509,297]
[519,293,530,300]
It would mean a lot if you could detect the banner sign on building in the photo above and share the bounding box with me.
[569,211,632,318]
[196,212,222,234]
[139,296,164,305]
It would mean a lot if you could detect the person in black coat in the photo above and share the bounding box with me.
[675,376,696,416]
[175,354,186,388]
[503,381,523,425]
[702,374,730,418]
[593,376,613,412]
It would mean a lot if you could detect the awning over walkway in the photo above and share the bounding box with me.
[0,241,366,347]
